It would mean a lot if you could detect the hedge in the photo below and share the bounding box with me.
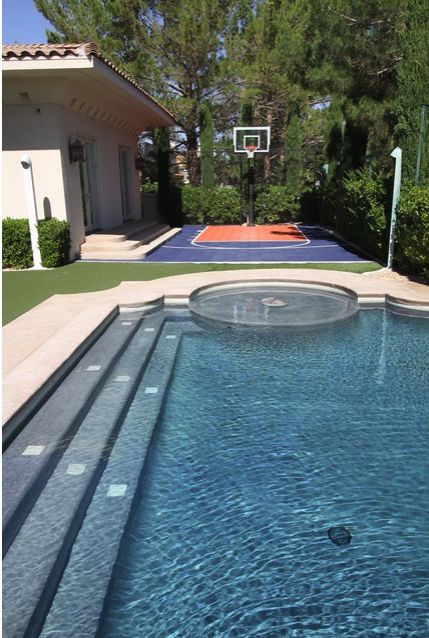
[395,185,429,280]
[182,186,241,224]
[337,170,388,260]
[181,185,305,225]
[255,186,299,223]
[38,219,71,268]
[2,218,33,269]
[2,217,71,269]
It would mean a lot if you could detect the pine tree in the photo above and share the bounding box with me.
[200,102,215,188]
[35,0,252,185]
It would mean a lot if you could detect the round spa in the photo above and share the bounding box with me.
[189,282,359,327]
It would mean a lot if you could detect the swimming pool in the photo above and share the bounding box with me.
[3,292,429,637]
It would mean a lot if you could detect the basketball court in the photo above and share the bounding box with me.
[144,224,371,263]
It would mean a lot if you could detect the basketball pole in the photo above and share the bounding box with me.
[247,155,255,226]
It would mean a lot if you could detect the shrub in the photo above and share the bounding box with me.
[320,178,342,229]
[256,186,299,223]
[339,170,388,259]
[141,181,158,193]
[395,185,429,280]
[2,218,33,269]
[182,186,241,224]
[38,218,71,268]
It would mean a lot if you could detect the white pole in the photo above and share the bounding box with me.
[21,154,43,269]
[387,147,402,270]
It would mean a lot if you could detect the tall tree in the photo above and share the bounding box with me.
[35,0,253,184]
[394,0,429,182]
[284,107,303,192]
[200,102,215,188]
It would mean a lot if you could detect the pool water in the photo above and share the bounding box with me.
[97,310,429,638]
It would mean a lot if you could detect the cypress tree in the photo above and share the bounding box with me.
[200,102,215,189]
[154,127,171,221]
[240,101,253,126]
[395,0,429,183]
[285,108,303,193]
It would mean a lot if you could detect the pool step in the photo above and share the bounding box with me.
[40,321,200,637]
[2,312,148,555]
[2,313,168,638]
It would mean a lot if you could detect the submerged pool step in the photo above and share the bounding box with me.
[2,313,147,555]
[39,321,199,637]
[2,313,168,638]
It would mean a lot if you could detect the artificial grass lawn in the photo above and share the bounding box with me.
[2,261,381,325]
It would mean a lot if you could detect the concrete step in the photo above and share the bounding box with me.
[80,227,181,261]
[80,239,143,253]
[84,220,159,244]
[2,313,167,638]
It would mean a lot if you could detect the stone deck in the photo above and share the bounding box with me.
[3,269,429,429]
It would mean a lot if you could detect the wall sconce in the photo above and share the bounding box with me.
[69,139,84,163]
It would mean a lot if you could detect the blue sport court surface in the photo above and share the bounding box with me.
[144,224,371,263]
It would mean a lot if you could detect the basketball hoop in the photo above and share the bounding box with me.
[245,145,257,159]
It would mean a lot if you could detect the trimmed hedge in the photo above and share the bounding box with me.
[2,217,71,269]
[181,185,304,225]
[337,170,388,260]
[182,186,241,224]
[256,186,299,223]
[2,218,33,269]
[395,185,429,280]
[38,219,71,268]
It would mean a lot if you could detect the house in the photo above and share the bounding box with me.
[2,43,176,259]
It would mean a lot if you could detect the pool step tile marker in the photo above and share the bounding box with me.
[144,386,158,394]
[22,445,45,456]
[66,464,86,476]
[39,321,198,638]
[86,365,102,372]
[115,375,130,382]
[121,321,133,326]
[2,313,145,555]
[166,334,177,339]
[2,312,168,638]
[144,327,155,332]
[107,484,128,497]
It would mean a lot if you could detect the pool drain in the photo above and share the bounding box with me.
[327,526,352,546]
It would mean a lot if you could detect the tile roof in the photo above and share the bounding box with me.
[2,43,176,123]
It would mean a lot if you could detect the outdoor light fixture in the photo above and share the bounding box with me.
[69,139,84,163]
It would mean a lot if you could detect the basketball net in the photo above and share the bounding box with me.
[245,144,257,159]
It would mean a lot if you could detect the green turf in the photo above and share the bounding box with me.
[2,261,382,325]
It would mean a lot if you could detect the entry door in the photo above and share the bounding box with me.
[79,140,99,232]
[118,148,131,221]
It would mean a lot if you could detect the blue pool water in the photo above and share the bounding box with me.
[97,310,429,638]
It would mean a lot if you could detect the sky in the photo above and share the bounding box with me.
[2,0,53,44]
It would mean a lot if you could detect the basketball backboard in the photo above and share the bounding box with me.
[233,126,271,157]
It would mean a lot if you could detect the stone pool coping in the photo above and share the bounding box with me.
[3,268,429,428]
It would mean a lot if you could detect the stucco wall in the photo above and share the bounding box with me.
[3,101,142,258]
[2,104,68,223]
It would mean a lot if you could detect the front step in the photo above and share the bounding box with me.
[80,227,181,261]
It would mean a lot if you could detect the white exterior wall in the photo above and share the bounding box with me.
[3,102,142,258]
[2,104,68,223]
[58,107,141,254]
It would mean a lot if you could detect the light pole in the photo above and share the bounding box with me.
[21,154,43,269]
[387,147,402,270]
